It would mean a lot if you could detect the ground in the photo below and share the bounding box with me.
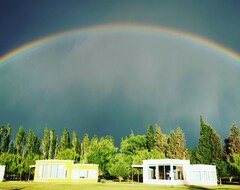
[0,181,240,190]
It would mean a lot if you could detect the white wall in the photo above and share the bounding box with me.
[142,159,217,186]
[0,165,5,181]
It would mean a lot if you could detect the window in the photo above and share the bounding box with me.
[173,165,184,180]
[88,170,98,179]
[148,166,156,179]
[71,169,98,179]
[37,164,66,179]
[158,165,171,180]
[37,164,43,178]
[79,170,87,178]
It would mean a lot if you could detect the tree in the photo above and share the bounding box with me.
[175,127,187,159]
[194,116,223,165]
[108,153,131,182]
[82,133,90,163]
[15,127,26,155]
[146,124,155,151]
[72,131,81,155]
[48,128,55,159]
[55,148,79,160]
[27,129,35,154]
[229,153,240,176]
[42,127,49,159]
[120,132,147,155]
[194,116,213,164]
[60,128,71,150]
[2,124,12,152]
[87,136,118,174]
[154,124,168,155]
[0,126,4,153]
[54,135,59,158]
[211,128,223,162]
[224,124,240,161]
[166,130,176,158]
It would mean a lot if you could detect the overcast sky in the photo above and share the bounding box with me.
[0,0,240,148]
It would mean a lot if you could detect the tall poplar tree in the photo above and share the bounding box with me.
[175,127,187,159]
[42,127,49,159]
[60,128,71,150]
[48,128,55,159]
[2,124,12,152]
[146,124,155,151]
[166,130,176,158]
[0,126,5,153]
[15,127,26,155]
[154,124,168,155]
[82,133,90,163]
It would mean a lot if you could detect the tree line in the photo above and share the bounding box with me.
[0,116,240,182]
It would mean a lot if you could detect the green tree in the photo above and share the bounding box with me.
[27,129,35,154]
[108,153,131,182]
[42,127,49,159]
[54,135,59,158]
[60,128,71,150]
[154,124,168,155]
[229,153,240,176]
[55,148,79,160]
[224,124,240,161]
[87,136,118,174]
[211,128,223,162]
[2,124,12,152]
[15,126,26,155]
[120,132,147,155]
[71,131,81,162]
[48,128,55,159]
[0,125,4,153]
[175,127,187,159]
[166,130,176,158]
[82,133,90,163]
[194,116,213,164]
[146,124,155,151]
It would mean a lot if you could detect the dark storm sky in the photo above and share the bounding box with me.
[0,0,240,148]
[1,0,240,56]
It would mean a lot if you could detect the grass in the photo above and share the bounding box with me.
[0,181,239,190]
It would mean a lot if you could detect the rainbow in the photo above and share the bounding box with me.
[0,23,239,64]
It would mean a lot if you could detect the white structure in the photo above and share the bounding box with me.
[142,159,217,186]
[0,165,5,181]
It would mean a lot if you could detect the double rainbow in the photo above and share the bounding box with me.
[0,23,239,64]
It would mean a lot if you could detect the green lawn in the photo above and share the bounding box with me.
[0,181,239,190]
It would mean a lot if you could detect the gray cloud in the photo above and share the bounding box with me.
[0,30,240,148]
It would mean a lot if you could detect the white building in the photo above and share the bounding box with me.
[141,159,217,186]
[0,165,5,181]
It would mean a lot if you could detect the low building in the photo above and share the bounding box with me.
[141,159,217,186]
[0,165,5,181]
[33,160,98,183]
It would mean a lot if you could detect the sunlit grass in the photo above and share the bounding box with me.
[0,181,239,190]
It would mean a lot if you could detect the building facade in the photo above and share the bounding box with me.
[0,165,5,181]
[34,160,98,183]
[142,159,217,186]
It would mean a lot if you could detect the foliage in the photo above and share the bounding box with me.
[229,153,240,176]
[108,153,131,181]
[154,124,168,156]
[120,132,147,155]
[146,124,155,151]
[87,136,118,174]
[1,117,240,181]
